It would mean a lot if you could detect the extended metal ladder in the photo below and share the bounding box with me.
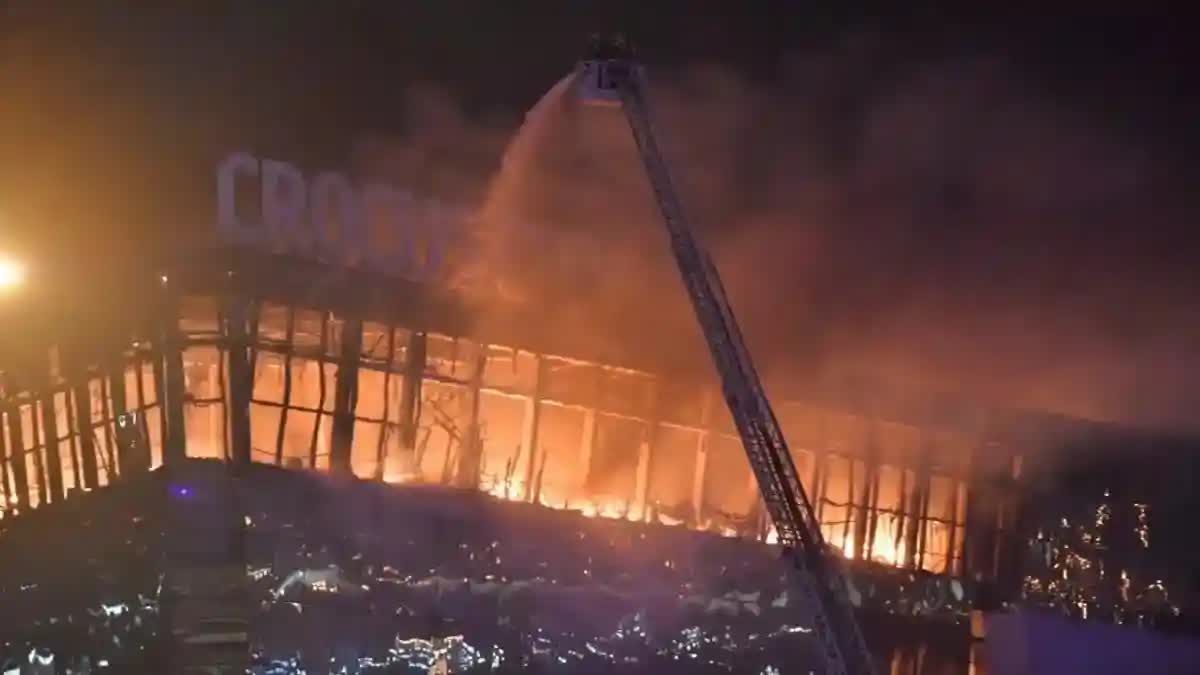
[577,56,877,675]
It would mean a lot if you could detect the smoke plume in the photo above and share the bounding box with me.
[355,38,1200,434]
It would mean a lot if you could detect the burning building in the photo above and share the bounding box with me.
[2,7,1197,672]
[1,245,1014,573]
[0,160,1194,674]
[0,238,1067,674]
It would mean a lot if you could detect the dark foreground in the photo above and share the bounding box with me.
[0,461,969,674]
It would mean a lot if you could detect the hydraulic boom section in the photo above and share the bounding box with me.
[574,41,877,675]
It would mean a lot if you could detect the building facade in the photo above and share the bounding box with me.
[0,249,1031,594]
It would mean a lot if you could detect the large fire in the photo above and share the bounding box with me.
[0,302,966,576]
[207,314,966,573]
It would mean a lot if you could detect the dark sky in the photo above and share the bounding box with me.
[4,4,1197,245]
[3,3,1200,431]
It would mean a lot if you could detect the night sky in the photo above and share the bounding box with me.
[3,3,1200,432]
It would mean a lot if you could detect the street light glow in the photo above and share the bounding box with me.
[0,256,26,290]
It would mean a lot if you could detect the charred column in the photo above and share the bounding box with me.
[108,356,130,473]
[636,380,661,522]
[225,298,254,467]
[690,389,714,525]
[453,346,487,489]
[904,437,933,570]
[577,367,602,498]
[330,316,363,473]
[150,352,170,459]
[163,335,188,465]
[993,452,1026,602]
[307,312,330,468]
[521,355,546,503]
[396,332,426,461]
[963,439,1003,607]
[40,392,64,503]
[0,410,11,510]
[274,308,296,466]
[69,362,100,482]
[374,325,398,481]
[72,382,100,489]
[5,408,30,511]
[855,422,880,563]
[29,404,46,507]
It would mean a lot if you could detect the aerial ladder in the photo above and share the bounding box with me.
[574,39,878,675]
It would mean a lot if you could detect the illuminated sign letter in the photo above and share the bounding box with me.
[361,184,416,277]
[309,171,359,264]
[216,152,260,244]
[261,159,307,254]
[215,151,463,287]
[419,199,467,283]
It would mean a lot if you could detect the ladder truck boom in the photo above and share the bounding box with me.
[574,46,877,675]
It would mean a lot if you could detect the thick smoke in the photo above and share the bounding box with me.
[356,40,1200,434]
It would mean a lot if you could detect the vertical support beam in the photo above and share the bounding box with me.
[133,355,152,469]
[165,345,188,461]
[6,409,29,511]
[64,386,81,490]
[73,383,100,489]
[225,298,253,467]
[309,312,329,468]
[274,308,295,466]
[0,410,11,513]
[100,377,118,477]
[329,316,363,474]
[810,414,829,528]
[453,345,487,489]
[209,347,225,461]
[164,352,187,464]
[863,471,881,562]
[151,353,169,465]
[963,440,998,586]
[632,434,652,521]
[893,462,909,562]
[633,379,659,522]
[842,457,856,554]
[41,392,64,503]
[746,470,765,538]
[520,354,545,503]
[905,435,932,570]
[996,483,1025,600]
[30,402,47,507]
[990,443,1026,602]
[576,366,602,499]
[162,296,188,465]
[578,408,597,499]
[855,421,880,562]
[915,475,932,570]
[109,358,130,474]
[945,479,962,576]
[374,325,397,481]
[397,332,427,460]
[690,389,713,526]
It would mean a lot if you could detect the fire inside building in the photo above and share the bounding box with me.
[1,237,1195,673]
[2,46,1197,672]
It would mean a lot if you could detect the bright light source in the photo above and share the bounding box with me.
[0,256,25,290]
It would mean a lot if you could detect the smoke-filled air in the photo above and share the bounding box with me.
[351,38,1200,434]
